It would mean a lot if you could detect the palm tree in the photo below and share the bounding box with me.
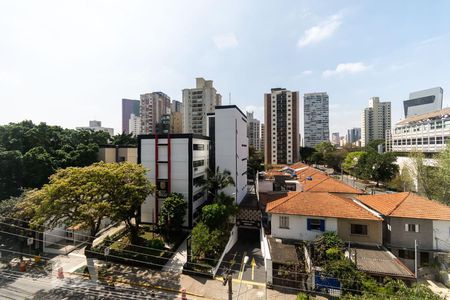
[196,166,235,199]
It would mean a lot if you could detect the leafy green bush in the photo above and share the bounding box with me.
[147,239,165,251]
[326,247,342,261]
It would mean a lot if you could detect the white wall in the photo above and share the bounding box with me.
[214,107,248,204]
[270,213,338,241]
[433,220,450,251]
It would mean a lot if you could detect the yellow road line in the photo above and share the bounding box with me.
[215,276,266,287]
[237,251,247,280]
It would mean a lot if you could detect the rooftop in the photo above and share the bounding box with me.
[397,107,450,125]
[356,192,450,221]
[302,176,364,194]
[266,192,381,221]
[267,237,299,264]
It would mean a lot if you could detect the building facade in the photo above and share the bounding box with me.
[122,99,140,134]
[388,107,450,153]
[170,111,183,134]
[183,78,222,135]
[347,127,361,144]
[171,100,183,113]
[261,123,265,156]
[98,145,138,163]
[76,120,114,136]
[140,92,171,134]
[128,113,141,136]
[247,111,261,151]
[404,87,443,118]
[303,92,329,148]
[331,132,340,146]
[264,88,299,165]
[207,105,248,204]
[139,134,210,228]
[361,97,391,147]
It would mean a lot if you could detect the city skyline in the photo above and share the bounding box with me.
[1,1,450,136]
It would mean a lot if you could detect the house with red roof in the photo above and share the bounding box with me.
[266,191,383,245]
[355,192,450,270]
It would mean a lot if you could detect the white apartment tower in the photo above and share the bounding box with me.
[361,97,392,147]
[247,111,261,151]
[264,88,299,165]
[303,92,329,148]
[128,113,141,136]
[140,92,171,134]
[183,78,222,135]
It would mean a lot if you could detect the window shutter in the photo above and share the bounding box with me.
[307,219,311,231]
[320,220,325,232]
[405,224,409,231]
[415,224,419,233]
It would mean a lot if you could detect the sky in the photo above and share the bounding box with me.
[1,0,450,137]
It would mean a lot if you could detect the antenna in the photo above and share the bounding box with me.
[229,92,231,104]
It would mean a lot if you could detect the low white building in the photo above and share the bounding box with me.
[207,105,248,204]
[139,133,210,228]
[76,120,114,136]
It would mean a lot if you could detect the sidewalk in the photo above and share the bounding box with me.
[163,237,187,272]
[424,279,450,299]
[91,260,298,300]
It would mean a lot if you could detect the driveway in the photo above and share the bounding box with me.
[218,227,266,284]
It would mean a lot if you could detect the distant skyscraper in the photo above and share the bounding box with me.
[247,111,261,151]
[140,92,171,134]
[331,132,340,146]
[347,127,361,144]
[303,92,329,148]
[171,100,183,113]
[361,97,391,147]
[403,87,443,118]
[122,99,140,134]
[264,88,299,165]
[76,120,114,136]
[182,78,222,135]
[129,113,141,136]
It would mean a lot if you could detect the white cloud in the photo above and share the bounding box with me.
[322,62,370,77]
[298,14,342,48]
[213,33,239,50]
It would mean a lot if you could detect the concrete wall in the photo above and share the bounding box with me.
[388,217,434,250]
[433,220,450,251]
[337,219,382,245]
[271,213,338,241]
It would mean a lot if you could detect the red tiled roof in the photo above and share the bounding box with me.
[356,192,450,221]
[303,176,364,194]
[266,191,381,220]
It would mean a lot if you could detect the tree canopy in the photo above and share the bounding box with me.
[158,193,187,233]
[18,162,153,249]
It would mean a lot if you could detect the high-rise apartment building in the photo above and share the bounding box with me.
[140,92,171,134]
[331,132,340,146]
[182,78,222,135]
[170,112,183,134]
[171,100,183,113]
[404,87,443,118]
[129,113,141,136]
[303,92,329,148]
[264,88,299,165]
[261,123,265,157]
[247,111,261,151]
[346,127,361,144]
[122,99,140,134]
[361,97,391,147]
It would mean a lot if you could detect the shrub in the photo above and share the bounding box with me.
[147,239,165,251]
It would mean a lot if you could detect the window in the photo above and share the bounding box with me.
[193,144,205,151]
[351,224,368,235]
[307,219,324,231]
[193,175,204,186]
[279,216,289,229]
[193,160,204,167]
[405,223,419,232]
[398,249,415,260]
[193,191,204,202]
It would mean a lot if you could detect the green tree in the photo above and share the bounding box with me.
[191,222,227,259]
[22,146,54,188]
[20,162,153,250]
[315,141,336,155]
[388,166,414,192]
[324,149,348,171]
[196,167,235,198]
[353,152,398,186]
[299,147,316,163]
[247,146,264,180]
[201,203,228,229]
[342,151,365,176]
[158,193,187,234]
[111,132,137,146]
[0,150,23,199]
[364,139,385,152]
[434,144,450,205]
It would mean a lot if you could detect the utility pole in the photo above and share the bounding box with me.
[223,273,233,300]
[414,239,418,281]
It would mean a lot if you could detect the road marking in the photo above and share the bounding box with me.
[251,257,256,281]
[238,251,247,280]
